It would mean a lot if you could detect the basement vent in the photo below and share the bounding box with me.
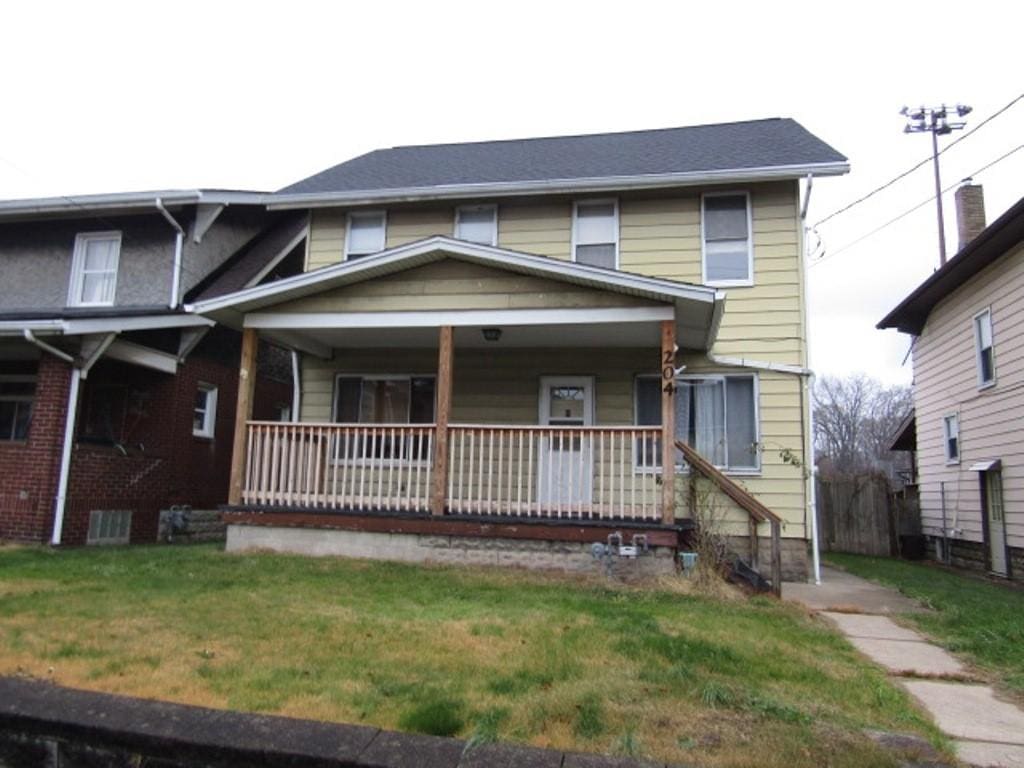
[87,509,132,545]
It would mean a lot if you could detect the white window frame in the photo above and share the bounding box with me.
[193,383,218,438]
[87,509,132,546]
[973,308,996,389]
[68,231,122,307]
[343,210,387,260]
[943,413,960,464]
[571,199,619,269]
[633,372,761,475]
[454,204,498,246]
[701,191,754,287]
[0,373,36,441]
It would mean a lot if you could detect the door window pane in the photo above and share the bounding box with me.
[548,386,585,422]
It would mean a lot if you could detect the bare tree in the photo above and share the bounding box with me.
[813,374,912,478]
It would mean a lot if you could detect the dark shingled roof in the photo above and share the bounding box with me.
[878,195,1024,335]
[278,118,847,196]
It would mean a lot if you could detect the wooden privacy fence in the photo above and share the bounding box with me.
[816,473,896,556]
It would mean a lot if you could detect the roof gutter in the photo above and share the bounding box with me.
[0,190,269,218]
[22,329,73,363]
[156,197,187,309]
[268,161,851,210]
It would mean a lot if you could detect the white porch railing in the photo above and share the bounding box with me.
[242,422,665,520]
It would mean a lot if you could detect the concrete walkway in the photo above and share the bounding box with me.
[785,566,1024,768]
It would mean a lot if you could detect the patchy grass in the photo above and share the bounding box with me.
[827,553,1024,693]
[0,544,945,767]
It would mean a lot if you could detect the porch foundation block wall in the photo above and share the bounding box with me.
[924,535,1023,583]
[724,534,809,582]
[226,524,677,578]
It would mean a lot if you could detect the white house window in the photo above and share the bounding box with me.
[974,309,995,387]
[702,193,752,285]
[455,205,497,246]
[345,211,387,260]
[573,200,618,269]
[635,374,758,471]
[193,384,218,438]
[333,375,435,460]
[68,232,121,306]
[943,414,959,463]
[0,374,36,441]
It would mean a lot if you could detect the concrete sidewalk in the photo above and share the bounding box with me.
[786,566,1024,768]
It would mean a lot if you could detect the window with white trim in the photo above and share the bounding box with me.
[943,414,959,463]
[0,372,36,441]
[87,509,132,545]
[333,375,435,460]
[573,200,618,269]
[68,232,121,306]
[974,309,995,387]
[635,374,759,471]
[193,384,218,438]
[345,211,387,260]
[455,205,497,246]
[702,193,752,285]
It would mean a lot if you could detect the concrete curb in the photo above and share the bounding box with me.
[0,677,679,768]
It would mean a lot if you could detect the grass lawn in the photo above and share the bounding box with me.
[826,553,1024,695]
[0,544,945,767]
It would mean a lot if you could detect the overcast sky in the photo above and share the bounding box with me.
[2,1,1020,386]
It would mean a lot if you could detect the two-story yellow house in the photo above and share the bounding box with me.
[192,118,848,585]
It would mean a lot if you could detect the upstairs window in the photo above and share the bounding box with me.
[345,211,387,260]
[193,384,218,438]
[943,414,959,463]
[702,193,752,285]
[455,205,497,245]
[635,374,758,472]
[69,232,121,306]
[974,309,995,387]
[0,372,36,441]
[573,200,618,269]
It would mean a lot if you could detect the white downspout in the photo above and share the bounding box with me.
[290,350,301,420]
[156,198,185,309]
[22,329,74,364]
[800,173,822,586]
[48,332,116,546]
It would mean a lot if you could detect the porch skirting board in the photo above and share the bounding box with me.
[225,523,677,578]
[725,534,809,582]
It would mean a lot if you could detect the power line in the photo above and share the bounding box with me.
[810,142,1024,267]
[812,91,1024,229]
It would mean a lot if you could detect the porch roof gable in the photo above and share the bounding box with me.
[187,236,725,349]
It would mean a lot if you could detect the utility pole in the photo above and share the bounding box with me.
[901,104,971,266]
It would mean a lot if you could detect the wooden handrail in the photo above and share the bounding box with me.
[676,440,783,596]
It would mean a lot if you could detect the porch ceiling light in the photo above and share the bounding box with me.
[481,327,502,342]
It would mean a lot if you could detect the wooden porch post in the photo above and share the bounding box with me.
[431,325,454,516]
[661,320,676,525]
[228,327,258,506]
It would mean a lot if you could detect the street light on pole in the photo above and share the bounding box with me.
[901,103,971,266]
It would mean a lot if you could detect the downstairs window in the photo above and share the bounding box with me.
[332,375,436,460]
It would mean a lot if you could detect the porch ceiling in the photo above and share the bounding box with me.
[261,320,670,351]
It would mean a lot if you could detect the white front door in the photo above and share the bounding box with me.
[538,377,594,507]
[986,470,1008,576]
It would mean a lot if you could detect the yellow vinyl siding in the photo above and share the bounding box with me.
[497,202,572,259]
[300,350,807,536]
[386,208,452,248]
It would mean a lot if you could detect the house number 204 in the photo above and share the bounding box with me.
[662,350,676,395]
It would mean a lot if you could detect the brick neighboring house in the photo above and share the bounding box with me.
[0,191,304,545]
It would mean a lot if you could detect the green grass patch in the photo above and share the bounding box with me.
[0,543,947,767]
[827,554,1024,692]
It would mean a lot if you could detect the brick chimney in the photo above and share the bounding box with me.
[955,181,986,252]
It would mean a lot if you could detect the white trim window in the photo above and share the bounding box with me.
[572,199,619,269]
[635,373,759,472]
[0,373,36,441]
[973,309,996,387]
[68,232,121,306]
[193,384,218,438]
[454,205,497,246]
[702,192,753,286]
[943,413,960,464]
[344,211,387,260]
